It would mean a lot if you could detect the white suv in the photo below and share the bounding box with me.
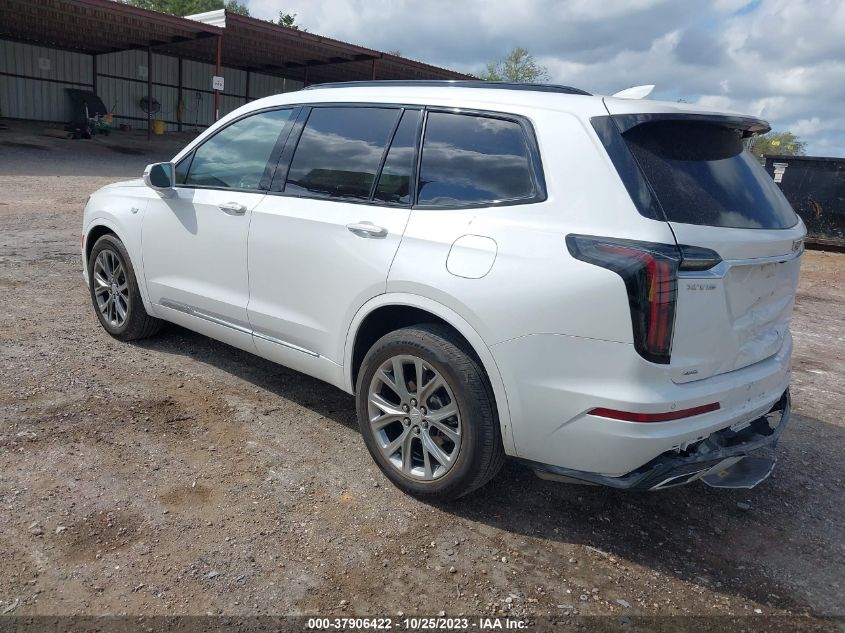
[82,81,804,498]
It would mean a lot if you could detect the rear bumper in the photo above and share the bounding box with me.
[525,390,790,490]
[491,332,792,474]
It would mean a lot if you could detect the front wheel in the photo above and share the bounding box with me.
[356,324,505,499]
[88,234,162,341]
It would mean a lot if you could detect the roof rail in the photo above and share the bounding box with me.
[303,80,591,96]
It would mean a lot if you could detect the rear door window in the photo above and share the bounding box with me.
[373,109,421,205]
[284,107,400,201]
[185,108,293,190]
[622,120,798,229]
[417,112,538,207]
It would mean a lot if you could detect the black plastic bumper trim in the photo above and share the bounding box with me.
[522,389,791,491]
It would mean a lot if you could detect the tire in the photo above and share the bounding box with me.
[356,323,505,499]
[88,234,162,341]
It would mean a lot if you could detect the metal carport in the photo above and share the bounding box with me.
[0,0,467,136]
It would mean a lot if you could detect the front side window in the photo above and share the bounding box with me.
[185,108,293,190]
[285,107,401,201]
[417,112,537,206]
[174,153,192,185]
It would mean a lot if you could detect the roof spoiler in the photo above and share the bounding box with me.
[612,85,655,99]
[607,112,771,137]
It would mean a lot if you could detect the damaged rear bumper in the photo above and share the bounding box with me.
[527,390,791,491]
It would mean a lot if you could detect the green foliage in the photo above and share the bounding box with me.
[749,130,807,159]
[481,47,550,83]
[277,10,305,30]
[224,0,249,16]
[121,0,249,17]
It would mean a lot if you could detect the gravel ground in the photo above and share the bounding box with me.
[0,121,843,627]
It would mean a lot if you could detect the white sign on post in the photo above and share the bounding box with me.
[212,76,225,91]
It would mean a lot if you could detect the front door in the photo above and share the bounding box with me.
[142,187,263,328]
[141,108,295,331]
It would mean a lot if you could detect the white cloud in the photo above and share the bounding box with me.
[791,116,825,136]
[696,95,736,112]
[711,0,754,12]
[245,0,845,155]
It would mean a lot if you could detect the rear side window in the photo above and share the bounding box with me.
[185,108,293,190]
[417,112,537,207]
[622,121,798,229]
[285,107,400,201]
[373,109,421,205]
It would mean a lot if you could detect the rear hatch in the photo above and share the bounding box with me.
[601,99,806,383]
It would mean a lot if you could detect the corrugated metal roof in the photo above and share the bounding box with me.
[0,0,468,84]
[184,9,227,29]
[0,0,222,55]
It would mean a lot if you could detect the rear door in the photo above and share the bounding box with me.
[602,99,806,382]
[246,105,420,364]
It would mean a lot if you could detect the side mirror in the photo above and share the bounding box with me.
[143,162,175,191]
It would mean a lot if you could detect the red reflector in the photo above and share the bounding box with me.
[588,402,720,423]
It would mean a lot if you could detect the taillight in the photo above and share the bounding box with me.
[566,235,681,364]
[677,245,722,272]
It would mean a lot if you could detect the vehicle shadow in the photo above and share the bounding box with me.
[135,324,844,617]
[441,456,839,615]
[135,323,360,432]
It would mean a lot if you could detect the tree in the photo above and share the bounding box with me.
[277,10,305,30]
[121,0,249,17]
[224,0,249,16]
[481,47,549,83]
[749,131,807,160]
[386,49,402,57]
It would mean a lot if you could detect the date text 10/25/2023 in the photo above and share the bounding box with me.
[306,616,527,630]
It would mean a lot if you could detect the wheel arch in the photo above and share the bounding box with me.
[343,293,516,456]
[85,224,118,265]
[83,217,155,314]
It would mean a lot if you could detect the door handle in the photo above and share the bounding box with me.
[346,221,388,239]
[219,202,247,216]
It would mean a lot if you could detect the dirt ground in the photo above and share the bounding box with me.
[1,121,843,626]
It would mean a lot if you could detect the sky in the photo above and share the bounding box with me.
[244,0,845,157]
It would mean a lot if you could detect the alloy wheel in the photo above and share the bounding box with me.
[367,354,462,481]
[93,249,130,328]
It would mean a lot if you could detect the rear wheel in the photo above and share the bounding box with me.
[356,324,505,499]
[88,234,162,341]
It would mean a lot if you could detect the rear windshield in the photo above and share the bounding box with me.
[622,121,798,229]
